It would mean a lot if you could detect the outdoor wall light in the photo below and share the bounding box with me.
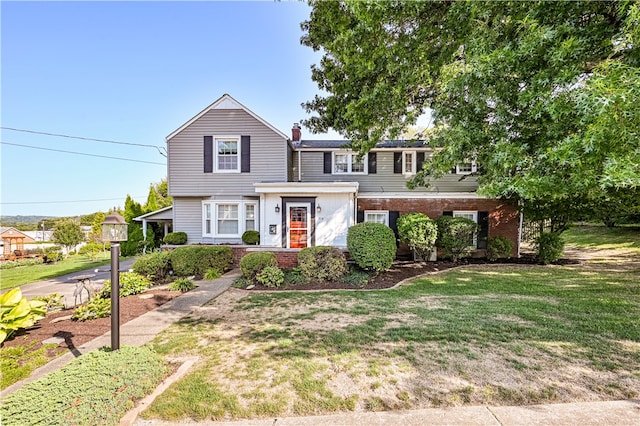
[101,211,128,351]
[316,205,322,213]
[275,204,280,213]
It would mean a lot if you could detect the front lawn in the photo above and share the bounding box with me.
[142,262,640,421]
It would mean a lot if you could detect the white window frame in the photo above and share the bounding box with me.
[214,135,241,173]
[402,151,417,175]
[453,210,478,247]
[364,210,389,226]
[456,161,477,175]
[332,152,368,175]
[202,201,257,238]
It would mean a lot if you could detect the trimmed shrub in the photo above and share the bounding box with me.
[436,216,478,261]
[169,246,234,277]
[0,346,166,426]
[486,236,514,261]
[99,272,151,298]
[535,232,565,264]
[347,222,397,272]
[242,230,260,245]
[169,278,195,292]
[240,251,278,281]
[397,213,438,261]
[298,246,347,282]
[132,251,172,281]
[256,266,285,288]
[163,232,188,245]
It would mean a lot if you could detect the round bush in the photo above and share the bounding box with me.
[347,222,396,272]
[397,213,438,260]
[436,216,478,261]
[163,232,188,245]
[486,236,514,261]
[298,246,347,282]
[256,266,285,288]
[132,251,172,281]
[240,251,278,281]
[242,230,260,245]
[535,232,565,264]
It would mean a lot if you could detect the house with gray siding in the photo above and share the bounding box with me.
[148,94,521,257]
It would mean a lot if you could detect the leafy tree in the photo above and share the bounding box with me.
[89,211,107,243]
[52,219,85,256]
[302,1,640,229]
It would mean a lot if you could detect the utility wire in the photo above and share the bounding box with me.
[1,197,146,205]
[1,126,167,157]
[1,141,166,165]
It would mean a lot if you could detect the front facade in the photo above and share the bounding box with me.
[164,94,521,257]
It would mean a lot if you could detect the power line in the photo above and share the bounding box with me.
[0,197,147,205]
[1,126,167,157]
[1,141,166,165]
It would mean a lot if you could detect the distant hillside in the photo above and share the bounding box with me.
[1,215,57,225]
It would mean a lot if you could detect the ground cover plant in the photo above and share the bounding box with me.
[142,252,639,421]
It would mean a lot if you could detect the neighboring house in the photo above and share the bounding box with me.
[1,227,35,259]
[146,94,521,257]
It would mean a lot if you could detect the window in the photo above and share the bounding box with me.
[456,161,477,175]
[453,211,478,246]
[333,152,367,174]
[217,204,239,235]
[204,204,212,235]
[245,203,256,231]
[203,201,257,237]
[403,151,416,175]
[215,136,240,172]
[364,210,389,226]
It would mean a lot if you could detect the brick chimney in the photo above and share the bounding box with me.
[292,123,301,142]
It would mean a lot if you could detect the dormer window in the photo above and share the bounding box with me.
[403,151,416,175]
[456,161,477,175]
[333,152,367,174]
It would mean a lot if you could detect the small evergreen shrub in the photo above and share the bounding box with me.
[283,267,308,286]
[486,236,514,261]
[132,251,172,281]
[170,246,234,277]
[240,251,278,281]
[204,268,221,280]
[169,278,195,292]
[347,222,397,272]
[256,266,285,288]
[436,216,478,261]
[242,230,260,245]
[72,297,110,321]
[163,231,188,245]
[535,232,565,264]
[99,272,151,299]
[397,213,438,261]
[298,246,347,282]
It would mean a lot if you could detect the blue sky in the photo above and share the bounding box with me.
[1,0,341,217]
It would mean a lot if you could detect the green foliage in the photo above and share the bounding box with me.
[32,293,65,312]
[535,232,565,265]
[283,267,308,286]
[339,267,372,288]
[0,257,44,269]
[43,246,63,263]
[1,342,59,390]
[52,219,84,255]
[486,236,514,261]
[397,213,438,260]
[133,251,172,281]
[169,246,234,278]
[256,266,285,288]
[298,246,347,282]
[121,222,145,257]
[72,297,110,321]
[90,211,106,243]
[242,230,260,245]
[0,346,166,425]
[0,289,47,343]
[99,272,151,299]
[240,251,278,281]
[347,222,397,272]
[163,232,188,245]
[169,278,196,292]
[436,216,478,262]
[78,242,104,260]
[204,268,221,280]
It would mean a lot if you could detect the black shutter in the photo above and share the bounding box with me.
[324,152,332,174]
[356,210,364,223]
[477,211,489,249]
[451,166,457,174]
[394,152,402,174]
[368,152,377,174]
[442,211,453,216]
[389,211,400,246]
[241,136,250,173]
[204,136,213,173]
[417,152,425,171]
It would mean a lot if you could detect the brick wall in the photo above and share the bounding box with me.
[231,247,300,268]
[357,197,520,257]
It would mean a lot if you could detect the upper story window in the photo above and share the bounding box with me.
[456,161,477,175]
[215,136,240,172]
[333,152,367,174]
[403,151,416,175]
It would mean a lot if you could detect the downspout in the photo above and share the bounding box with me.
[517,212,523,258]
[297,150,301,182]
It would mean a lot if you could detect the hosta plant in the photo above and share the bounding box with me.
[0,288,47,343]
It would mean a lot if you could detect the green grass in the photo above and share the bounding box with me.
[563,225,640,252]
[0,254,112,290]
[142,262,640,421]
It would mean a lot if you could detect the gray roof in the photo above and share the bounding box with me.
[298,139,429,149]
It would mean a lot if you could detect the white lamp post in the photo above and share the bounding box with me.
[101,212,128,350]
